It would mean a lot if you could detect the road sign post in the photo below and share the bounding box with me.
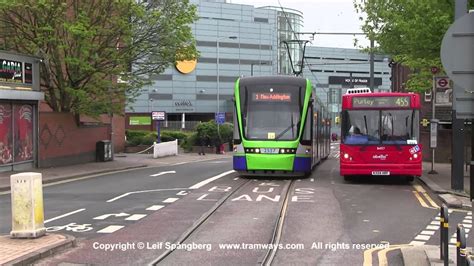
[152,111,166,143]
[440,6,473,191]
[429,119,439,175]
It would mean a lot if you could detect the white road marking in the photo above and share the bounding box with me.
[146,205,164,211]
[420,230,436,236]
[163,197,179,203]
[233,177,239,180]
[172,162,188,166]
[426,225,440,230]
[176,190,188,196]
[93,213,129,220]
[415,235,431,241]
[97,225,124,233]
[464,224,472,228]
[44,208,86,224]
[150,171,176,177]
[125,214,147,221]
[409,241,425,246]
[188,170,236,189]
[310,178,314,182]
[106,188,188,202]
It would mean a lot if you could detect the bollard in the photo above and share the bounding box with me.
[10,172,46,238]
[457,224,467,266]
[440,204,449,266]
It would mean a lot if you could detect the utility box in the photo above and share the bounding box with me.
[10,172,46,238]
[96,140,113,162]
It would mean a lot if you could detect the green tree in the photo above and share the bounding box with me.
[354,0,474,92]
[0,0,198,116]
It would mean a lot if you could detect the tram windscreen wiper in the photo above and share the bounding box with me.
[275,112,295,140]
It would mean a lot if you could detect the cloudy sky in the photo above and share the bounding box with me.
[229,0,370,49]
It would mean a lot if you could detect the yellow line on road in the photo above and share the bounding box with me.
[363,247,382,266]
[421,192,439,208]
[413,191,430,208]
[413,184,426,193]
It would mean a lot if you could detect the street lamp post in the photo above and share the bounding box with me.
[216,36,237,139]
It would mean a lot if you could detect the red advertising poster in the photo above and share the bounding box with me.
[0,103,13,165]
[14,104,33,162]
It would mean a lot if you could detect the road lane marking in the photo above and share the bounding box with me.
[413,191,430,208]
[310,178,314,182]
[378,246,405,266]
[44,208,86,224]
[93,213,129,220]
[163,197,179,203]
[233,177,239,180]
[188,170,236,189]
[426,225,440,230]
[414,235,430,241]
[409,241,425,246]
[150,171,176,177]
[146,205,164,211]
[97,225,124,233]
[420,230,435,236]
[363,247,382,266]
[106,188,187,202]
[125,214,147,221]
[176,190,188,196]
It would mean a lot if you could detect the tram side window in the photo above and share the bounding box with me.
[233,106,241,144]
[301,106,312,144]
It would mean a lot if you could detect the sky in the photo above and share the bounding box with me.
[229,0,370,49]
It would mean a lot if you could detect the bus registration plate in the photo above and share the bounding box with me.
[261,148,279,154]
[372,171,390,176]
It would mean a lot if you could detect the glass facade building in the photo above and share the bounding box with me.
[125,0,390,133]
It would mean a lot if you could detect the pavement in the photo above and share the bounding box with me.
[0,150,230,265]
[0,145,471,265]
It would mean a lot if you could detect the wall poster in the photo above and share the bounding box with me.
[14,104,33,162]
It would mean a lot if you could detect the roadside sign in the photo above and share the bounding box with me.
[421,119,430,127]
[436,77,450,89]
[215,112,225,125]
[440,12,474,119]
[152,111,166,121]
[431,66,439,74]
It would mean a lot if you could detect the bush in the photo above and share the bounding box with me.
[180,132,198,152]
[195,120,233,147]
[126,129,192,146]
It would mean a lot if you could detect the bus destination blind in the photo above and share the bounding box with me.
[352,96,410,108]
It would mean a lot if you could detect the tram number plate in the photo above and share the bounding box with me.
[372,171,390,176]
[261,148,279,154]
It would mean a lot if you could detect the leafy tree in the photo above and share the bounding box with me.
[354,0,474,92]
[0,0,198,116]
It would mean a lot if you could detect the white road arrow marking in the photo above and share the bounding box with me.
[150,171,176,177]
[176,190,188,196]
[97,225,124,233]
[93,212,130,220]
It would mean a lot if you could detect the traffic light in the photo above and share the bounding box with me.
[335,116,340,125]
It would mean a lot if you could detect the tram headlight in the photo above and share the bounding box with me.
[255,148,260,153]
[305,149,311,154]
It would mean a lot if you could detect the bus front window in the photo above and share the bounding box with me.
[342,110,379,145]
[381,110,419,144]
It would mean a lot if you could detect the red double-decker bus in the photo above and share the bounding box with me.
[340,92,422,181]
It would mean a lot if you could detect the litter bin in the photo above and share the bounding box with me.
[96,140,113,162]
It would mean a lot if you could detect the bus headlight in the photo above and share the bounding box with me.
[413,153,418,159]
[343,153,349,159]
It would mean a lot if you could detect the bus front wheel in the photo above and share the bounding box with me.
[406,176,415,182]
[343,175,352,182]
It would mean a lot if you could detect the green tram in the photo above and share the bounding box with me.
[232,76,331,176]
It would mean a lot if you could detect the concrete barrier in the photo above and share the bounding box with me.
[153,140,178,158]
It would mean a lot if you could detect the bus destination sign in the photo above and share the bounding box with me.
[352,96,411,108]
[252,93,291,102]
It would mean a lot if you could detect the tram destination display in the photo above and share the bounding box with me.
[352,96,411,108]
[252,92,292,102]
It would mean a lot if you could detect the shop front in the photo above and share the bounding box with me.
[0,51,43,172]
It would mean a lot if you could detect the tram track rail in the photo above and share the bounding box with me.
[260,179,295,266]
[149,178,296,266]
